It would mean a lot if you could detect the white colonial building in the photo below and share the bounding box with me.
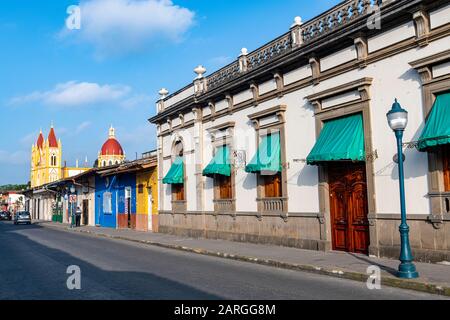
[150,0,450,262]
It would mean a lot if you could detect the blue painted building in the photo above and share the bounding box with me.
[95,174,118,228]
[95,167,137,229]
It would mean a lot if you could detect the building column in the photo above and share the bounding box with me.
[157,132,164,212]
[193,107,204,212]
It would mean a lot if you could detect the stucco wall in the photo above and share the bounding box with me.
[154,10,450,259]
[158,30,450,216]
[136,168,158,232]
[75,177,96,227]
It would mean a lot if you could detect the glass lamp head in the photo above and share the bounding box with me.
[387,99,408,131]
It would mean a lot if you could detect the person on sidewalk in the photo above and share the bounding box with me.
[75,206,82,227]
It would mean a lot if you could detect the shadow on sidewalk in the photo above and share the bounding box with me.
[347,253,398,277]
[0,221,222,300]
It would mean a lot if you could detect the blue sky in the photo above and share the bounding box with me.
[0,0,339,185]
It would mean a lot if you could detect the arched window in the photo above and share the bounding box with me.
[102,161,106,167]
[174,141,184,157]
[109,160,113,166]
[51,155,57,166]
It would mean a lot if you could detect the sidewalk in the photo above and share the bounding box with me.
[38,221,450,297]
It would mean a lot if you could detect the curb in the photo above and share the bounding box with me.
[41,223,450,297]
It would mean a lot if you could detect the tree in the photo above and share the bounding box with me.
[0,184,28,192]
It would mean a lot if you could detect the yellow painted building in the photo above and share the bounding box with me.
[30,126,90,188]
[136,155,158,232]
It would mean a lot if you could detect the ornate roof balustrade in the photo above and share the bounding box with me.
[246,33,293,72]
[206,61,240,91]
[153,0,407,119]
[202,0,387,93]
[301,0,380,44]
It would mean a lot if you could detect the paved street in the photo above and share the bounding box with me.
[0,221,447,300]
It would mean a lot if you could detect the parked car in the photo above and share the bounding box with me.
[14,211,31,225]
[0,211,12,221]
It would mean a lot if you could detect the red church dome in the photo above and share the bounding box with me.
[101,138,124,156]
[100,126,124,156]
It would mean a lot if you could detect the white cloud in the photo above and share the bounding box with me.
[208,56,233,69]
[0,150,29,165]
[10,81,131,107]
[119,124,154,144]
[120,94,154,110]
[20,131,39,147]
[62,0,195,57]
[75,121,92,134]
[57,127,70,136]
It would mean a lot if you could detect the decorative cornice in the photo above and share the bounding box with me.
[225,93,234,114]
[207,121,236,132]
[409,49,450,83]
[305,77,373,105]
[409,49,450,69]
[248,105,287,121]
[354,36,368,68]
[249,81,259,106]
[412,8,430,47]
[309,56,321,85]
[192,107,202,122]
[273,71,284,97]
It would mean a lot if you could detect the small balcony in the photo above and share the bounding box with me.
[429,192,450,215]
[213,199,236,214]
[257,197,288,214]
[171,200,187,213]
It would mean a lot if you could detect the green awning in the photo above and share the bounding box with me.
[203,145,231,177]
[307,113,365,165]
[245,132,281,173]
[162,157,184,184]
[418,93,450,151]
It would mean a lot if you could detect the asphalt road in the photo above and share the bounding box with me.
[0,221,447,300]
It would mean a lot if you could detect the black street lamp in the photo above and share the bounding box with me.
[386,99,419,279]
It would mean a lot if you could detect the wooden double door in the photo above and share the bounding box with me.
[328,162,370,254]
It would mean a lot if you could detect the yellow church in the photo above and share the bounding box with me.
[30,125,90,188]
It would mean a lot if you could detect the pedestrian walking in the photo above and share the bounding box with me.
[75,206,82,227]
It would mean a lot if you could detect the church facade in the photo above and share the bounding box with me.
[150,0,450,262]
[30,127,62,188]
[27,125,90,221]
[30,126,90,188]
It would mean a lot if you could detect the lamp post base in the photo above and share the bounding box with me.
[397,262,419,279]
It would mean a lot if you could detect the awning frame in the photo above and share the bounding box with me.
[162,156,185,185]
[203,145,232,178]
[417,92,450,152]
[245,131,282,174]
[306,113,366,166]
